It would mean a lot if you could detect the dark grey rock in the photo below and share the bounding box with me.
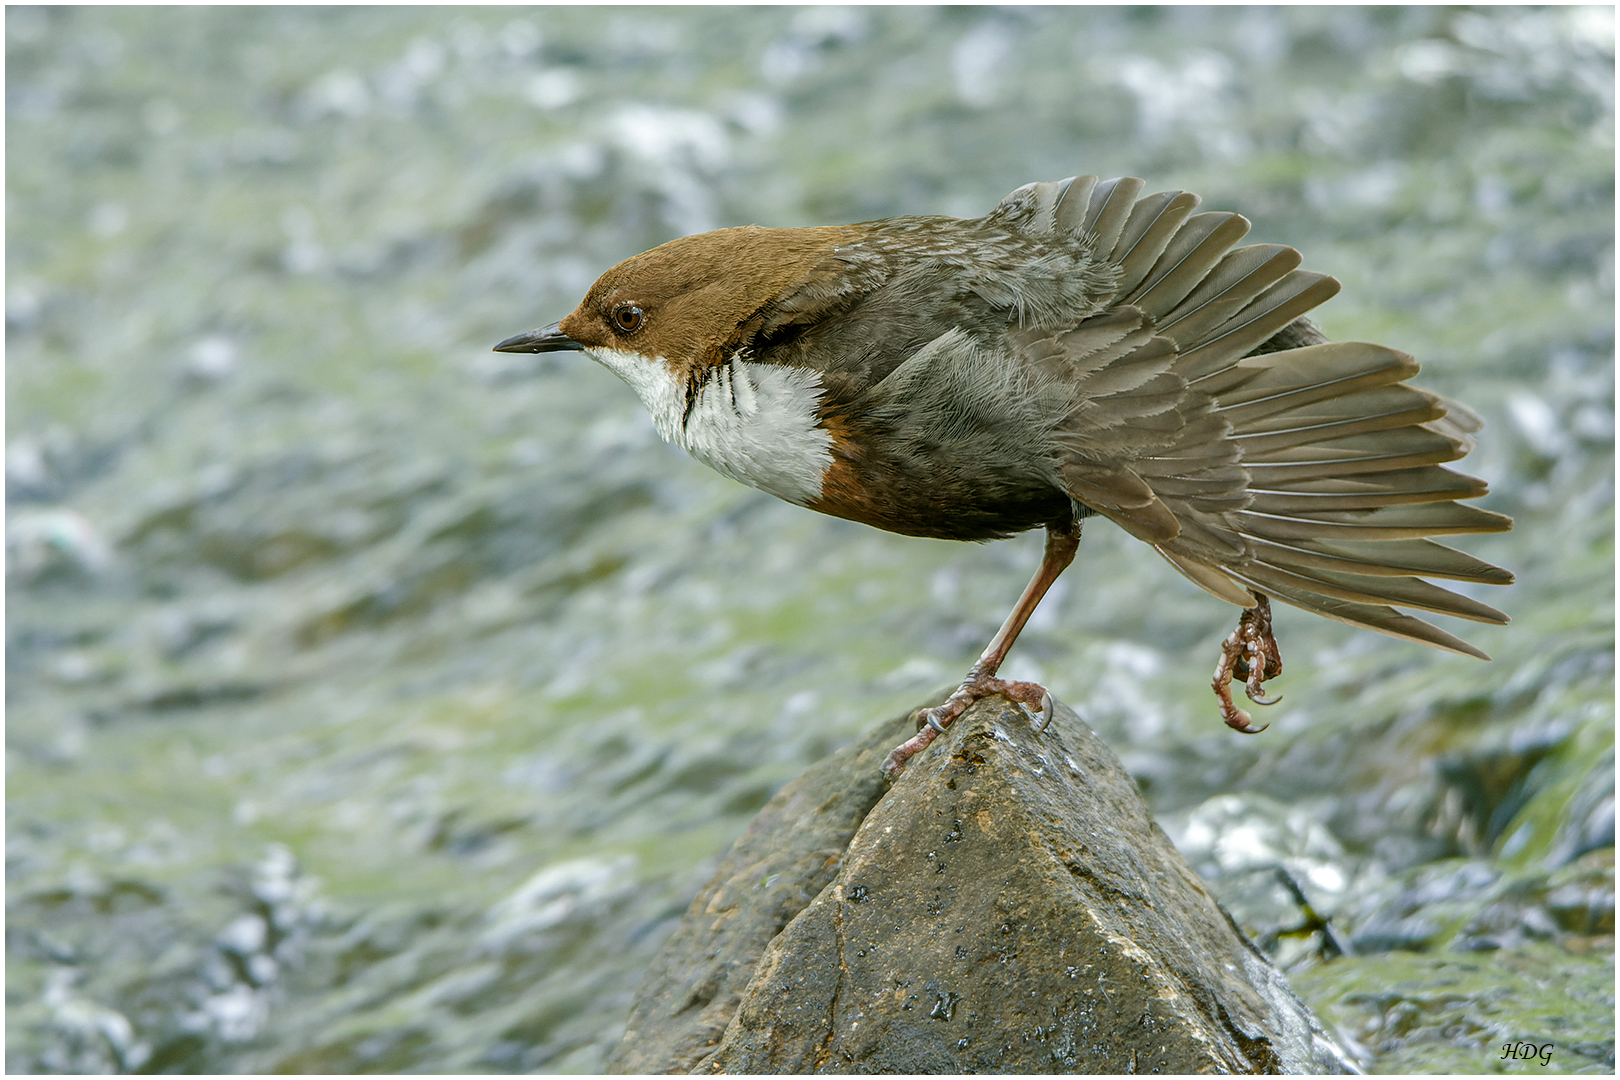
[606,708,919,1073]
[615,697,1355,1074]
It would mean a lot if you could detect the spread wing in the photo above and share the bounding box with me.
[995,176,1512,657]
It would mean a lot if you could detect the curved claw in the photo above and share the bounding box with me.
[1030,689,1054,732]
[1245,686,1282,707]
[1215,685,1271,735]
[1015,692,1051,732]
[1226,712,1271,735]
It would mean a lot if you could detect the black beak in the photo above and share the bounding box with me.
[493,322,587,353]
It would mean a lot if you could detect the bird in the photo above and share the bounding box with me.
[495,174,1513,776]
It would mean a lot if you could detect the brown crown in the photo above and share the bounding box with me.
[558,225,859,374]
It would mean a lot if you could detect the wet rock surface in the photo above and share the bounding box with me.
[608,709,916,1073]
[619,699,1352,1074]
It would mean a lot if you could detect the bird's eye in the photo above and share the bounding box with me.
[610,304,644,334]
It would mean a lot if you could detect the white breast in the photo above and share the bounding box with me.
[588,348,834,506]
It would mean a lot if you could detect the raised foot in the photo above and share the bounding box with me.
[1212,593,1283,734]
[880,672,1053,777]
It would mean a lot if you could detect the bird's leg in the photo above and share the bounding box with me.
[1212,592,1283,734]
[881,521,1081,777]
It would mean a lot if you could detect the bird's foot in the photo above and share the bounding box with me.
[881,670,1052,777]
[1212,593,1283,734]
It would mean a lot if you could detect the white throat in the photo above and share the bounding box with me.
[588,348,834,506]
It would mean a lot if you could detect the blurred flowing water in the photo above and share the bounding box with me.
[5,6,1613,1073]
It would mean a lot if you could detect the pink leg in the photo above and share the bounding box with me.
[1211,592,1283,734]
[881,522,1081,776]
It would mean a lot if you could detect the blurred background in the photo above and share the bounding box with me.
[6,6,1613,1074]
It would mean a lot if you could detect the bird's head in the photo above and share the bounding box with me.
[495,225,858,396]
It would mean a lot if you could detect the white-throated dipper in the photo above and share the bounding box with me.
[496,174,1512,775]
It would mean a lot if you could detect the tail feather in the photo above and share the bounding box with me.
[1433,393,1483,433]
[1110,191,1202,297]
[1247,536,1514,584]
[1209,342,1419,408]
[1077,176,1146,255]
[1247,466,1489,512]
[1126,212,1254,316]
[1239,425,1472,469]
[1244,450,1472,483]
[1232,398,1448,454]
[1156,543,1261,605]
[1156,244,1301,344]
[1233,385,1445,436]
[1234,558,1508,624]
[1235,502,1512,542]
[1025,176,1512,658]
[1051,175,1098,232]
[1178,273,1343,383]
